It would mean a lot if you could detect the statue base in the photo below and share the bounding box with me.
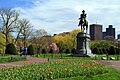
[74,32,95,57]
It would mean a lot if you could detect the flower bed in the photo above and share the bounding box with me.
[0,59,108,79]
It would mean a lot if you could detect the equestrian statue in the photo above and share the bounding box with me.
[78,10,88,33]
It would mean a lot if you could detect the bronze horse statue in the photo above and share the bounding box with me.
[78,10,88,33]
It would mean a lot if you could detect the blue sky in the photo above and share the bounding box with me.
[0,0,120,37]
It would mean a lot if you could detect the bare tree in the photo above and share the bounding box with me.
[104,36,115,42]
[39,35,53,49]
[19,19,33,48]
[0,8,19,46]
[30,29,48,53]
[31,29,47,38]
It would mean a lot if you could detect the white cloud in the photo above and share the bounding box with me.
[15,0,120,36]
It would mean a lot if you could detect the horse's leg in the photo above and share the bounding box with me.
[84,26,85,30]
[86,26,88,33]
[84,24,88,33]
[86,22,88,33]
[81,24,82,30]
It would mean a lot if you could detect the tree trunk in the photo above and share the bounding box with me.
[6,33,9,46]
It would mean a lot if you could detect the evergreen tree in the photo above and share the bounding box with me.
[5,43,17,55]
[27,45,35,55]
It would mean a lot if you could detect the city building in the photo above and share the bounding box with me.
[90,24,103,40]
[102,32,106,39]
[106,25,115,39]
[118,34,120,39]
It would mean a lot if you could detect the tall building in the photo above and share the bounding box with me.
[106,25,115,39]
[90,24,102,40]
[117,34,120,39]
[102,32,106,39]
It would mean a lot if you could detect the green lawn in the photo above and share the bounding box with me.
[94,54,120,60]
[32,53,74,59]
[0,54,16,58]
[32,53,120,60]
[0,54,26,63]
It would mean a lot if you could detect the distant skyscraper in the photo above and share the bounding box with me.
[90,24,102,40]
[117,34,120,39]
[106,25,115,39]
[102,32,106,39]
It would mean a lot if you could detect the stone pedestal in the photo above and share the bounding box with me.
[74,32,95,57]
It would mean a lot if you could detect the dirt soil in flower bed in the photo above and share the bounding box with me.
[97,60,120,70]
[0,56,48,69]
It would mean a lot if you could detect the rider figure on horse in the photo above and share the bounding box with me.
[78,10,88,33]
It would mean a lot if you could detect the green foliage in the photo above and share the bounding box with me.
[90,41,114,50]
[0,59,109,79]
[108,46,116,55]
[99,49,103,55]
[54,29,81,53]
[0,32,5,53]
[102,48,107,54]
[27,45,35,55]
[5,43,17,55]
[115,48,119,55]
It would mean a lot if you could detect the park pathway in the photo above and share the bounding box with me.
[97,60,120,70]
[0,56,48,69]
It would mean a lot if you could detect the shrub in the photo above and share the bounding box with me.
[71,48,76,54]
[5,43,17,55]
[49,49,54,53]
[59,49,64,53]
[115,48,119,55]
[99,49,103,55]
[27,45,35,55]
[102,48,107,54]
[108,46,116,55]
[106,49,109,54]
[65,49,70,54]
[92,47,99,54]
[42,49,47,54]
[37,48,40,54]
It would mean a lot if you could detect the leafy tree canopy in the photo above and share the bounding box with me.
[90,41,114,50]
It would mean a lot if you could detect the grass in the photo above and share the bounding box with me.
[0,54,26,63]
[32,53,120,60]
[94,54,120,60]
[0,57,26,63]
[32,53,74,59]
[0,54,16,58]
